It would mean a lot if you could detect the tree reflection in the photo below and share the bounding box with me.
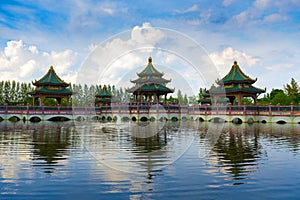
[30,123,79,173]
[212,124,262,181]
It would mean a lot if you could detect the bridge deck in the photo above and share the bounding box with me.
[0,104,299,117]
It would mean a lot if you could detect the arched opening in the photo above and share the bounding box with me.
[101,116,106,121]
[159,117,167,122]
[199,117,205,122]
[182,117,187,121]
[171,117,179,121]
[276,120,287,124]
[140,116,148,122]
[261,120,267,124]
[75,116,85,121]
[232,118,243,124]
[30,116,41,122]
[247,118,254,124]
[92,116,99,121]
[113,116,118,121]
[150,117,156,122]
[48,116,70,122]
[210,117,224,123]
[132,116,137,122]
[0,116,4,122]
[107,116,112,121]
[122,116,130,122]
[8,116,21,122]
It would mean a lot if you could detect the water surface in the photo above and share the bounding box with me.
[0,121,300,199]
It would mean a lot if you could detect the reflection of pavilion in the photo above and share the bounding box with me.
[204,123,262,182]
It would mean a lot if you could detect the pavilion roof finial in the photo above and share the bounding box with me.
[234,61,237,65]
[148,57,152,63]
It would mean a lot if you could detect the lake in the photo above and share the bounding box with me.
[0,120,300,199]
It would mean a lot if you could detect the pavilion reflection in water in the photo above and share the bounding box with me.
[1,121,300,183]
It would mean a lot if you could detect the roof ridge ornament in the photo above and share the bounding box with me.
[148,57,152,63]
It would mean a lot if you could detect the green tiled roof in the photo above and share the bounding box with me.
[137,57,164,77]
[131,76,170,84]
[28,87,72,95]
[211,84,265,94]
[127,83,174,94]
[33,66,69,87]
[95,85,112,98]
[218,61,256,84]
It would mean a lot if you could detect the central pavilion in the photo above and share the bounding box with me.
[127,57,174,103]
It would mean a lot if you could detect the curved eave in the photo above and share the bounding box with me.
[28,91,73,96]
[211,86,266,95]
[33,66,70,87]
[220,62,256,84]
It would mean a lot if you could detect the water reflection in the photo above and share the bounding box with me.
[78,121,196,174]
[0,121,78,175]
[1,121,300,198]
[203,123,300,185]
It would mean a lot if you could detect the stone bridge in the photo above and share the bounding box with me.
[0,104,300,124]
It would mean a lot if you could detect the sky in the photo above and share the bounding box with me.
[0,0,300,96]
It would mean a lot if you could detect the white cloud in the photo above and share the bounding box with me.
[262,13,288,23]
[222,0,236,6]
[209,47,259,76]
[174,4,198,14]
[0,40,78,83]
[254,0,271,9]
[78,22,219,96]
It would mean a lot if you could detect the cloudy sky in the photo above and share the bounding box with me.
[0,0,299,95]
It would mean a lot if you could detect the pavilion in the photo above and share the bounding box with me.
[127,57,174,103]
[95,85,113,106]
[28,66,73,106]
[210,61,265,105]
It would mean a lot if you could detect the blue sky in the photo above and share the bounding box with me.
[0,0,300,96]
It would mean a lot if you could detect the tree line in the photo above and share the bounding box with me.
[1,78,299,106]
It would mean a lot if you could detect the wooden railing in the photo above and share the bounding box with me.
[0,104,299,116]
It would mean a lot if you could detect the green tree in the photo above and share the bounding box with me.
[183,94,188,105]
[177,90,183,104]
[271,91,292,105]
[284,78,300,103]
[3,81,11,104]
[270,89,284,100]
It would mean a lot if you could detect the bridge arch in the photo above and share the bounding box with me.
[75,115,86,121]
[140,116,148,122]
[107,116,113,121]
[113,116,118,121]
[272,117,291,124]
[232,117,243,124]
[159,117,167,122]
[8,116,21,122]
[181,116,188,121]
[132,116,137,122]
[198,117,205,122]
[48,116,71,121]
[276,120,287,124]
[29,116,42,122]
[171,116,179,121]
[121,116,130,122]
[209,117,225,123]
